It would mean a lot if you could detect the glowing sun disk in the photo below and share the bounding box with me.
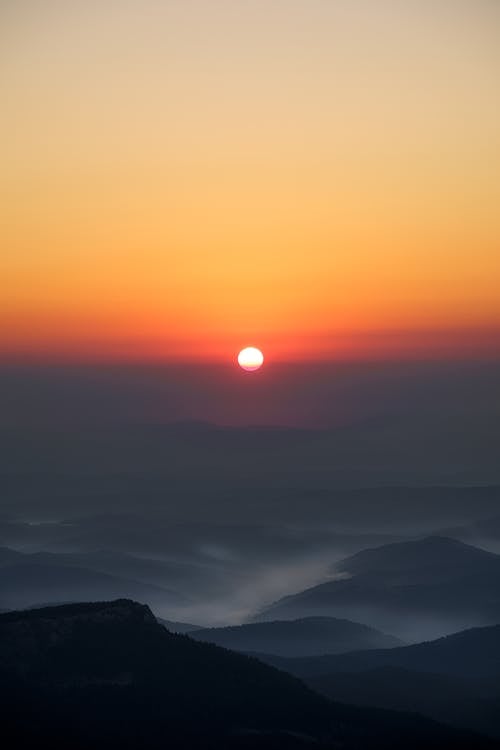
[237,347,264,371]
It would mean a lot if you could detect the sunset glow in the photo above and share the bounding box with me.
[1,1,499,363]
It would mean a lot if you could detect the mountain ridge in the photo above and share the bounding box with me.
[252,622,500,680]
[1,598,496,749]
[256,536,500,640]
[191,615,403,657]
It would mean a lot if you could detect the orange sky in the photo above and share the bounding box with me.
[1,0,500,362]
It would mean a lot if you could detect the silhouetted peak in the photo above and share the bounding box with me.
[413,536,485,549]
[0,598,157,627]
[337,535,497,575]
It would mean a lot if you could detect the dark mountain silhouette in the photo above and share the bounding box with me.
[334,536,499,584]
[253,623,500,680]
[191,616,403,657]
[157,617,202,633]
[0,525,406,625]
[0,561,185,611]
[438,516,500,550]
[308,667,500,739]
[256,537,500,640]
[0,544,207,592]
[0,546,23,565]
[0,600,496,750]
[253,624,500,739]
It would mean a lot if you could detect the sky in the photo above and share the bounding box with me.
[1,1,500,364]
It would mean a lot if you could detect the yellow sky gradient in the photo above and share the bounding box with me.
[1,0,499,361]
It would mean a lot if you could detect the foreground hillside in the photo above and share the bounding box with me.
[0,600,495,749]
[310,667,500,740]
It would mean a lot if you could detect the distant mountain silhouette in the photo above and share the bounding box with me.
[253,623,500,739]
[191,616,403,657]
[0,561,185,611]
[0,547,24,565]
[254,622,500,680]
[438,516,500,548]
[334,536,499,584]
[0,600,495,749]
[256,537,500,640]
[0,544,205,592]
[2,408,500,525]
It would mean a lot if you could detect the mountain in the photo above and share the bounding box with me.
[333,536,499,584]
[0,544,206,594]
[191,616,403,657]
[308,667,500,739]
[3,398,500,515]
[0,546,24,565]
[252,624,500,739]
[0,561,185,611]
[253,623,500,680]
[158,617,202,633]
[438,516,500,551]
[0,600,496,750]
[256,537,500,640]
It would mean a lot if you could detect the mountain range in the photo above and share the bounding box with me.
[254,623,500,739]
[0,557,185,611]
[257,536,500,640]
[1,599,496,749]
[191,616,403,657]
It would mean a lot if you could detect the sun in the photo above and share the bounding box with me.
[237,347,264,372]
